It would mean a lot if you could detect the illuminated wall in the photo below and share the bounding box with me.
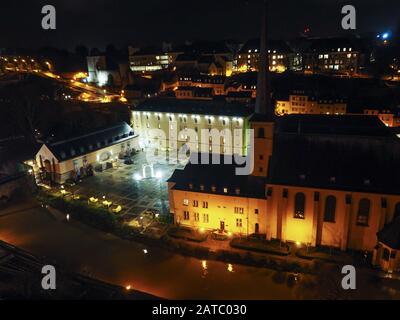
[36,136,139,183]
[132,110,250,156]
[168,180,400,251]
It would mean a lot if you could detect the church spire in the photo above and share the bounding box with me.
[255,0,273,119]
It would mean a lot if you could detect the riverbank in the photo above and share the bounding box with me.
[37,190,359,275]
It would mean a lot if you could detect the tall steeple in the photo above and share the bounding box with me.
[255,0,273,119]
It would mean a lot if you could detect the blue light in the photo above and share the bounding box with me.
[382,33,389,39]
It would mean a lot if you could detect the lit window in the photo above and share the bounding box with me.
[183,199,189,206]
[234,207,244,214]
[294,192,306,219]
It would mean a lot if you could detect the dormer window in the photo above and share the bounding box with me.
[189,183,193,190]
[299,174,306,180]
[200,184,205,191]
[330,176,336,183]
[223,187,228,193]
[235,188,240,195]
[364,179,371,186]
[211,185,216,192]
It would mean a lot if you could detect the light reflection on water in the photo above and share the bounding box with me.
[0,207,303,300]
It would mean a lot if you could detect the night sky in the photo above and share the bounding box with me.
[0,0,399,50]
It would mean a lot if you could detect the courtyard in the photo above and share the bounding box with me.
[67,151,184,222]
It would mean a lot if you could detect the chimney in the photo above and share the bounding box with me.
[255,1,273,119]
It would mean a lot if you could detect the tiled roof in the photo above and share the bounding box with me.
[45,122,135,162]
[168,154,266,199]
[268,115,400,194]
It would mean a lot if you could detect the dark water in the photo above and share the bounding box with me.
[0,207,303,299]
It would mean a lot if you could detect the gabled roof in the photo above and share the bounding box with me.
[168,154,266,199]
[268,115,400,194]
[378,217,400,249]
[43,122,135,162]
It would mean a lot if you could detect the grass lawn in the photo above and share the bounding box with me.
[230,237,290,256]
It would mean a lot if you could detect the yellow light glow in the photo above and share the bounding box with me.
[227,264,233,272]
[73,72,88,80]
[199,227,205,233]
[89,197,98,203]
[237,64,248,73]
[296,241,301,247]
[202,260,207,270]
[126,285,131,290]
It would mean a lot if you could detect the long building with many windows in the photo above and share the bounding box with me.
[132,99,253,156]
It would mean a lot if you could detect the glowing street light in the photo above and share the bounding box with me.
[125,285,132,290]
[143,249,148,254]
[155,170,162,179]
[227,264,234,272]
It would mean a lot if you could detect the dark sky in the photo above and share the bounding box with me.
[0,0,399,50]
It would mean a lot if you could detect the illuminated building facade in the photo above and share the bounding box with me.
[275,90,347,115]
[87,55,129,87]
[132,99,252,155]
[302,37,367,75]
[363,109,400,127]
[177,74,226,95]
[174,87,213,100]
[128,46,181,72]
[236,39,295,73]
[35,122,139,183]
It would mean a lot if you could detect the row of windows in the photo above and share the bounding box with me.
[293,192,400,226]
[183,211,209,223]
[183,199,208,208]
[182,211,243,228]
[183,200,259,215]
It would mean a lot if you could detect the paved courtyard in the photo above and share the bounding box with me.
[68,151,185,219]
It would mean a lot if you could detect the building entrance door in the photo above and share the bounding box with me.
[220,221,225,232]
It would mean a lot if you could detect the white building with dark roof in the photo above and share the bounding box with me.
[35,122,139,184]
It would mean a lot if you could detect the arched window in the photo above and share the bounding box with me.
[294,192,306,219]
[324,195,336,222]
[394,202,400,220]
[258,127,265,138]
[357,198,370,226]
